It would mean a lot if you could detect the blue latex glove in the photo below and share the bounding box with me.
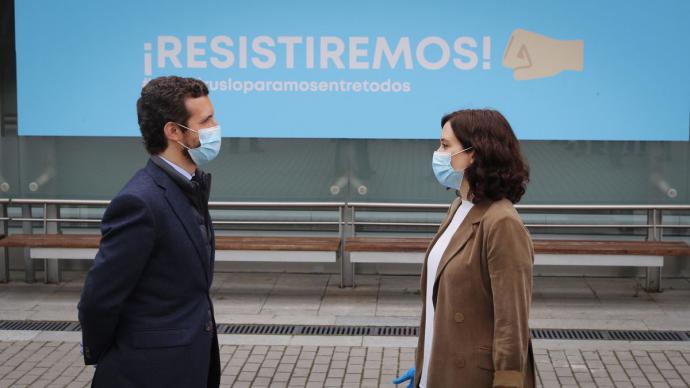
[393,367,415,388]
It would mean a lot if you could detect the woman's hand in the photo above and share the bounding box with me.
[392,367,415,387]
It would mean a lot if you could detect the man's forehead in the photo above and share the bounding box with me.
[184,95,213,117]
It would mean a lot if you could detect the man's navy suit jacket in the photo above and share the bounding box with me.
[78,159,220,387]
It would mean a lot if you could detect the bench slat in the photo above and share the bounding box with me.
[533,240,690,256]
[0,234,100,248]
[3,234,688,256]
[215,237,340,251]
[346,237,690,256]
[0,234,341,252]
[349,251,665,267]
[346,238,430,252]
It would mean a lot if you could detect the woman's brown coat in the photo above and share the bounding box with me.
[414,198,535,388]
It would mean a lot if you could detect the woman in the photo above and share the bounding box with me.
[395,109,535,388]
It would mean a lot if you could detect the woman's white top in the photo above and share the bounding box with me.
[420,200,474,388]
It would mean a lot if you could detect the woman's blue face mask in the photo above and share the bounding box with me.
[432,146,472,189]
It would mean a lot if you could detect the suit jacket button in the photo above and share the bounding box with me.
[454,312,465,323]
[455,358,465,368]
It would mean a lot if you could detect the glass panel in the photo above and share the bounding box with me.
[1,136,688,204]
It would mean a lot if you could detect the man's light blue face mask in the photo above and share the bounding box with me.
[176,123,222,166]
[432,146,472,189]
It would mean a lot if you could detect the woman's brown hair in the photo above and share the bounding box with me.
[442,109,530,204]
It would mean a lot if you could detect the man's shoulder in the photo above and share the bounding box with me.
[113,168,162,206]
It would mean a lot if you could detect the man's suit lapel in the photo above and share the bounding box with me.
[145,160,211,285]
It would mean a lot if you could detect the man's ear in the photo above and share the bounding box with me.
[163,122,182,141]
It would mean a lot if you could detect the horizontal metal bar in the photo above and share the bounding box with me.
[10,199,110,206]
[9,218,101,224]
[518,205,690,210]
[350,222,442,227]
[9,218,343,227]
[213,221,342,225]
[8,198,690,211]
[527,224,685,228]
[350,202,449,209]
[9,218,44,222]
[350,202,690,211]
[350,221,687,229]
[13,217,683,229]
[9,198,346,208]
[8,217,690,229]
[526,224,654,228]
[209,201,346,208]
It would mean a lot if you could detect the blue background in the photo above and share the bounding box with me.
[14,0,690,140]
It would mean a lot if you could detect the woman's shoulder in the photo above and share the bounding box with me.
[476,200,531,246]
[482,198,521,225]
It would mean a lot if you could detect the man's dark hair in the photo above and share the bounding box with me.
[136,76,209,154]
[442,109,530,204]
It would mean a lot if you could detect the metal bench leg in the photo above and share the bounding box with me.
[0,247,7,283]
[339,205,355,288]
[22,205,35,283]
[644,266,662,293]
[0,203,7,282]
[340,252,354,288]
[44,204,61,284]
[45,259,61,284]
[645,209,663,293]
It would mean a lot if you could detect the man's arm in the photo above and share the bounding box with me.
[78,193,155,364]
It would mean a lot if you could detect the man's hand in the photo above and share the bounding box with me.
[393,367,415,388]
[80,343,97,369]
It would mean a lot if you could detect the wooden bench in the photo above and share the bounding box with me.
[0,234,341,283]
[345,238,690,292]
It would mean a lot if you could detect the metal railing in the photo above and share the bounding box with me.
[347,202,690,232]
[5,199,348,232]
[1,198,689,287]
[6,199,690,230]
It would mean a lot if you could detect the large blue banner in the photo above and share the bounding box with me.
[15,0,690,140]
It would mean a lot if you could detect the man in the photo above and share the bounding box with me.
[78,76,222,387]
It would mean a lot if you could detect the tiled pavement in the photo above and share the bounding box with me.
[1,340,690,387]
[1,273,690,387]
[1,273,689,331]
